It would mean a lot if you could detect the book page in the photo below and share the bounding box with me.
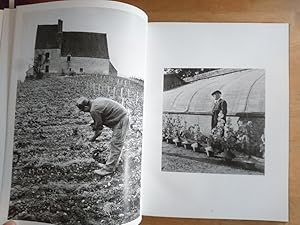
[142,22,289,221]
[1,1,147,225]
[0,9,4,192]
[0,8,15,212]
[0,8,7,199]
[0,10,2,25]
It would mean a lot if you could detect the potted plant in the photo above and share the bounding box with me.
[162,115,174,144]
[207,112,226,157]
[191,124,207,152]
[181,124,194,150]
[173,130,182,147]
[172,116,184,147]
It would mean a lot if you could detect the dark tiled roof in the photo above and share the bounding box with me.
[35,24,59,49]
[61,32,109,59]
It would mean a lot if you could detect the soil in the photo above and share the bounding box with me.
[162,142,263,175]
[9,75,143,225]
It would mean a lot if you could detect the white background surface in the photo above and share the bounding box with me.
[142,22,289,221]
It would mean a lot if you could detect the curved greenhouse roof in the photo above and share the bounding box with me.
[163,69,265,116]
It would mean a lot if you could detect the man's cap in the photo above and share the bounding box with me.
[211,90,222,96]
[76,97,89,108]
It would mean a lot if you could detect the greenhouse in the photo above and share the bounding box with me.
[163,69,265,135]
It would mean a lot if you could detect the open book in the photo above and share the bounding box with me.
[0,1,289,225]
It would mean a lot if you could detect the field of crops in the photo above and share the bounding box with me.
[9,74,144,225]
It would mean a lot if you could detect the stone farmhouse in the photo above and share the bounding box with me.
[26,19,117,78]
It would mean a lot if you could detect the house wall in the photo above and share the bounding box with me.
[60,57,110,75]
[109,62,118,76]
[35,49,61,74]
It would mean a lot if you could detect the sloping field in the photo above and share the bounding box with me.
[9,75,143,225]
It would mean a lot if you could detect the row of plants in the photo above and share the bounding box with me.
[162,114,265,160]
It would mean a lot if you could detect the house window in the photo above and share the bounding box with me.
[67,55,71,62]
[37,54,42,61]
[69,68,72,72]
[80,68,83,73]
[45,52,50,61]
[45,65,49,73]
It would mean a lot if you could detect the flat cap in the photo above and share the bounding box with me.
[211,90,222,96]
[76,96,89,108]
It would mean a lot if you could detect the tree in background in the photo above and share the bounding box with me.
[33,54,48,79]
[164,68,218,79]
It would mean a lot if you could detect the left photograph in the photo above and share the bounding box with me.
[7,3,147,225]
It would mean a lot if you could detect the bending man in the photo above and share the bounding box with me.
[76,97,129,176]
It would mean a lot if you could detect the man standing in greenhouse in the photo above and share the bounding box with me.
[76,96,129,176]
[211,90,227,130]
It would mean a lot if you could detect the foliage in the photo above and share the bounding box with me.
[164,68,218,79]
[223,118,237,150]
[181,123,194,141]
[33,54,49,79]
[162,112,265,157]
[162,115,207,145]
[193,124,207,143]
[162,115,183,139]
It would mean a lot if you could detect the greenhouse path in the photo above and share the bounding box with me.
[161,142,264,175]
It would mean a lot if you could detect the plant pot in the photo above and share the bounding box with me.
[183,143,192,150]
[174,141,182,147]
[166,138,174,144]
[207,151,214,157]
[205,146,214,157]
[173,138,182,147]
[191,142,199,152]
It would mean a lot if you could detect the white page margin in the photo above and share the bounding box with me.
[0,8,16,224]
[142,22,289,222]
[0,9,4,195]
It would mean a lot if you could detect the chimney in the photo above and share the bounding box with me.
[58,19,63,33]
[57,19,63,49]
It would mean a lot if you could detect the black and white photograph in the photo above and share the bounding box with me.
[7,3,147,225]
[162,68,265,175]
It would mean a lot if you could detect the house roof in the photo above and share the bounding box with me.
[34,24,109,59]
[35,24,59,49]
[163,69,265,116]
[61,32,109,59]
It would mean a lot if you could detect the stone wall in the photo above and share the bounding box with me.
[35,48,61,74]
[60,57,110,75]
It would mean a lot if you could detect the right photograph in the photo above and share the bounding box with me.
[161,68,265,175]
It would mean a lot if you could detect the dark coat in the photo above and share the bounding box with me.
[211,98,227,129]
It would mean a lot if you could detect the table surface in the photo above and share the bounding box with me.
[11,0,300,224]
